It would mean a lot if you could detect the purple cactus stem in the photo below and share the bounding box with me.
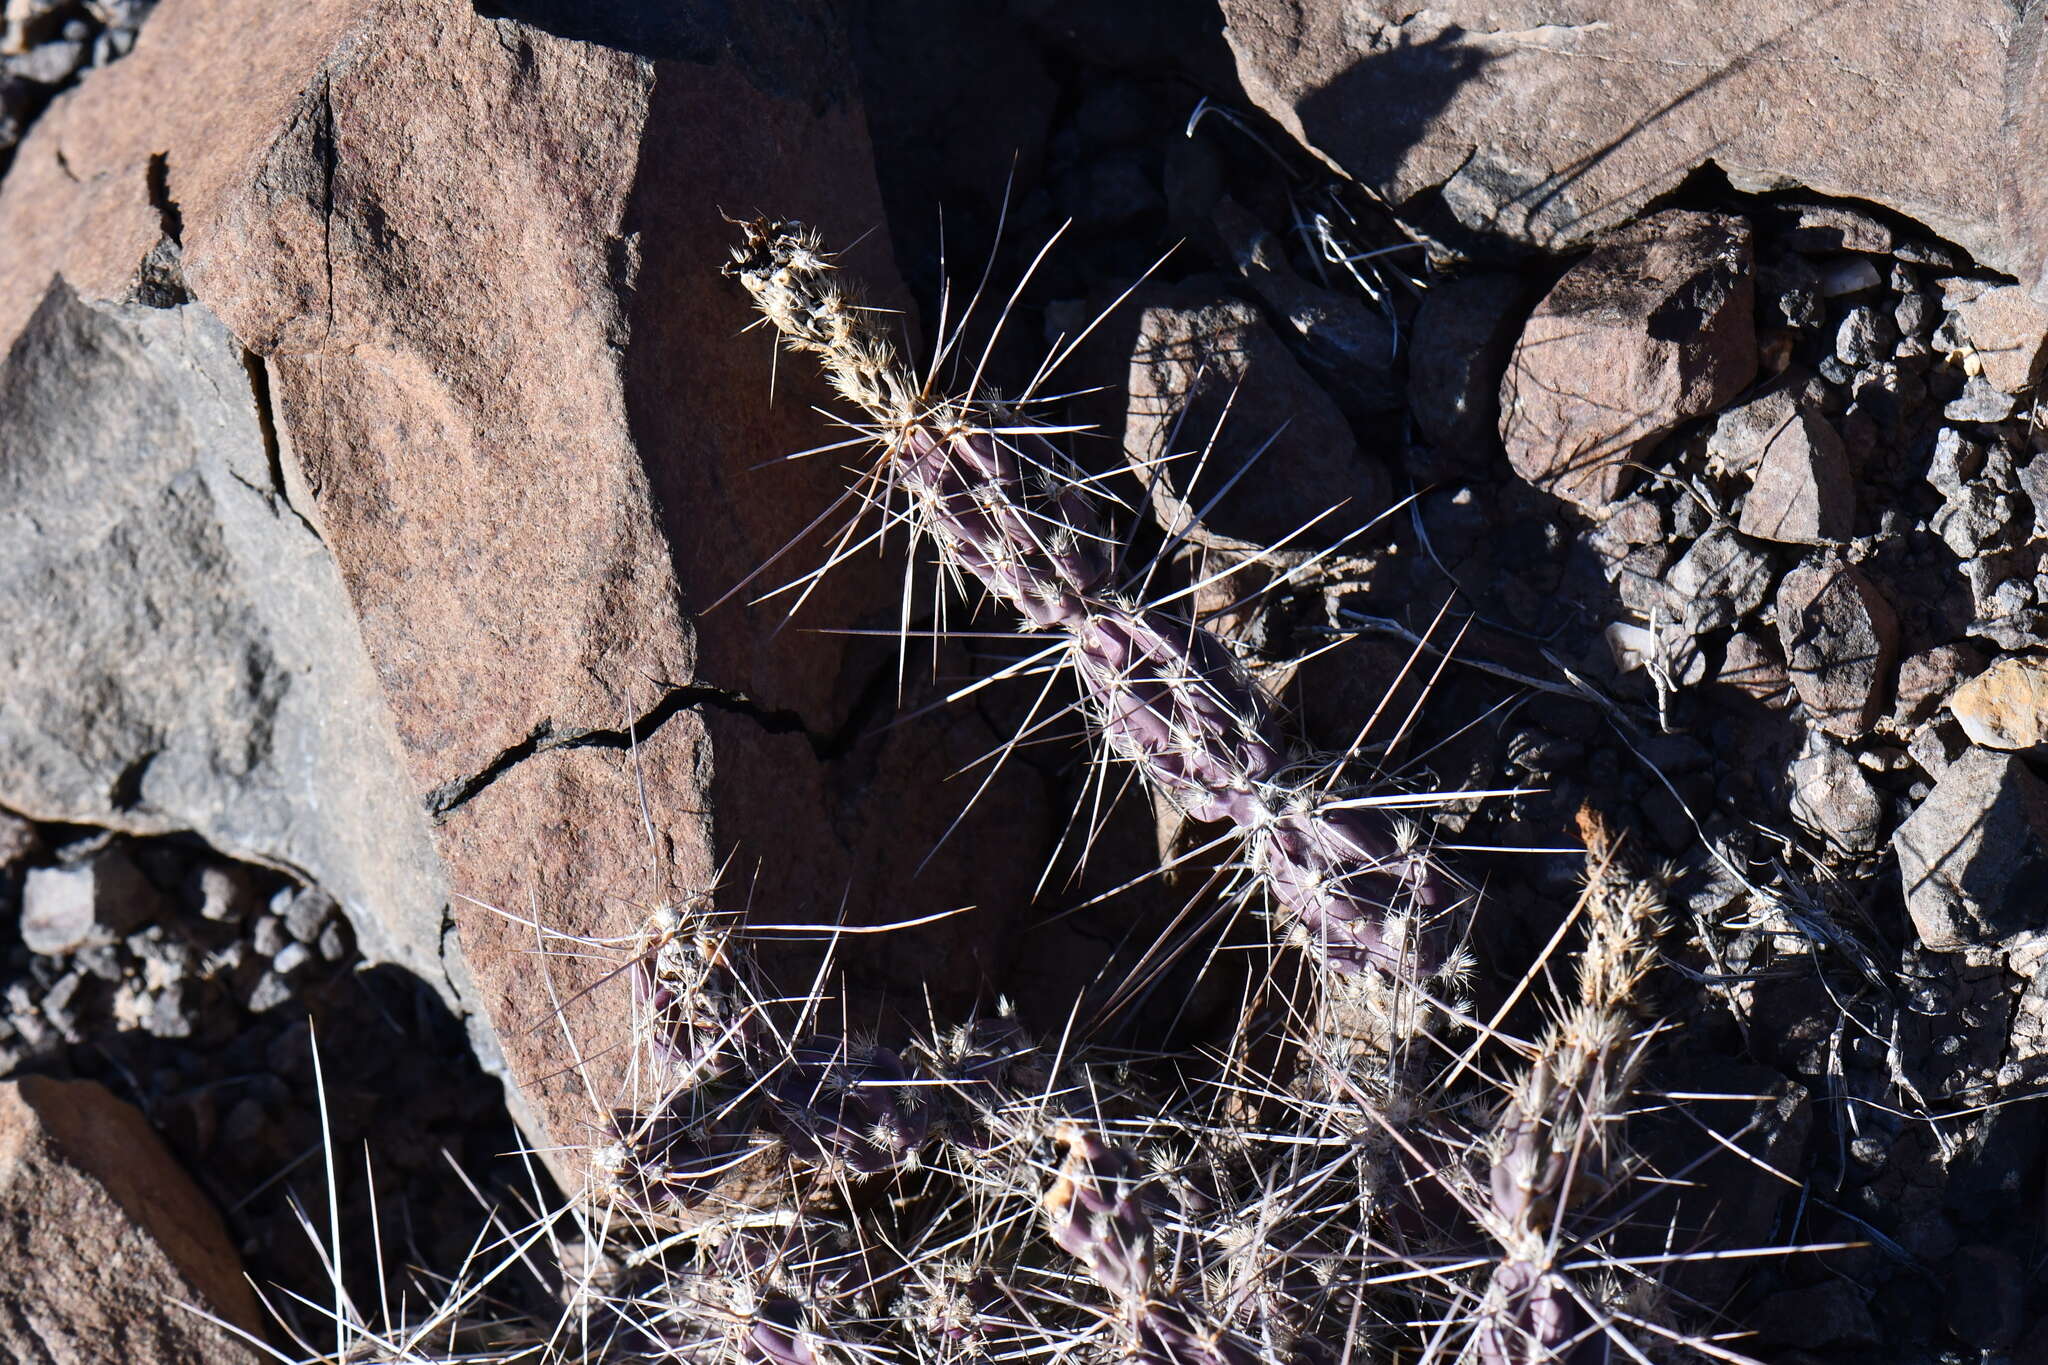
[730,217,1465,981]
[766,1035,931,1175]
[905,423,1114,627]
[1046,1123,1265,1365]
[1477,1261,1606,1365]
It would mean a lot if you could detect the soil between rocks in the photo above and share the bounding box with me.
[2,1,2046,1360]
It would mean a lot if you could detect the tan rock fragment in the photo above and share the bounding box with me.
[1950,655,2048,751]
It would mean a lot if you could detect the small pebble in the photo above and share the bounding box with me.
[195,863,255,922]
[250,914,287,958]
[282,887,338,943]
[316,920,351,964]
[146,985,194,1040]
[272,941,312,976]
[1835,305,1896,367]
[244,970,293,1013]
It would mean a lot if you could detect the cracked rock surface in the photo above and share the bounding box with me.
[0,0,1069,1195]
[1220,0,2048,297]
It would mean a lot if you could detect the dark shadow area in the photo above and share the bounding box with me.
[0,822,554,1334]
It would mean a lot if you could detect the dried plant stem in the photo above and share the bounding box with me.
[1476,807,1666,1365]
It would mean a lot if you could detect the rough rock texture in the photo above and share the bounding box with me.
[0,1075,267,1364]
[1895,748,2048,950]
[0,284,454,1028]
[1945,282,2048,394]
[1788,731,1883,853]
[19,848,159,955]
[1405,270,1527,476]
[0,0,1055,1190]
[1950,655,2048,751]
[1220,0,2048,300]
[1498,210,1755,509]
[1737,398,1854,544]
[1775,556,1899,738]
[1124,284,1391,544]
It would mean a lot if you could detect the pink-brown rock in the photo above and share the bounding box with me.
[1945,283,2048,394]
[1222,0,2048,303]
[1499,210,1755,510]
[1738,399,1854,544]
[0,1076,267,1364]
[0,0,1063,1198]
[1125,285,1392,545]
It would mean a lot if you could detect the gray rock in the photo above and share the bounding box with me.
[0,809,38,871]
[1124,286,1392,545]
[1783,203,1893,257]
[1705,379,1799,476]
[1600,494,1666,546]
[1788,732,1884,853]
[243,971,293,1013]
[1499,210,1755,510]
[1776,556,1900,738]
[19,849,158,955]
[1758,252,1823,331]
[5,37,85,86]
[1609,542,1675,617]
[270,941,311,976]
[1894,643,1986,727]
[1817,257,1883,297]
[1895,747,2048,949]
[1946,374,2018,423]
[1934,485,2019,558]
[1715,630,1792,707]
[1895,288,1931,339]
[0,287,465,1038]
[1946,283,2048,393]
[1737,400,1854,544]
[316,919,351,964]
[125,925,192,988]
[1669,529,1775,633]
[1835,304,1897,368]
[192,862,255,923]
[2018,452,2048,540]
[1220,0,2048,303]
[280,886,335,944]
[248,914,286,959]
[145,986,193,1040]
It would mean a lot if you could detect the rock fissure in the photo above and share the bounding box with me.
[143,151,181,246]
[315,72,337,342]
[233,347,318,540]
[422,681,819,820]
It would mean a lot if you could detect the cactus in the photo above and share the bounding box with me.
[726,218,1462,981]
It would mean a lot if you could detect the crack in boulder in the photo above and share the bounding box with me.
[422,682,818,821]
